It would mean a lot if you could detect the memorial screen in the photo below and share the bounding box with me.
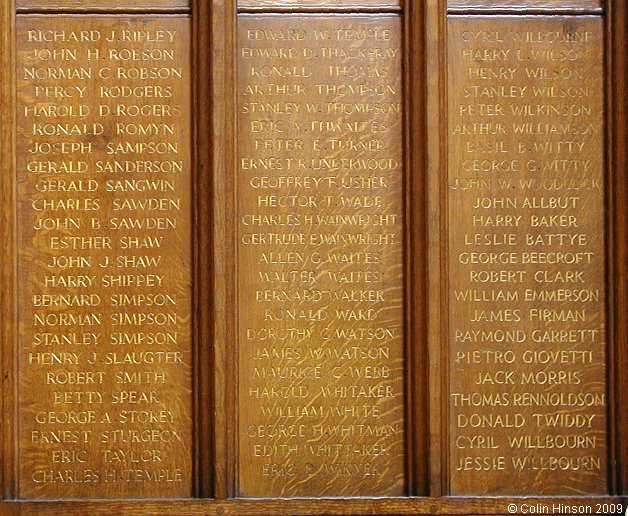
[0,0,624,511]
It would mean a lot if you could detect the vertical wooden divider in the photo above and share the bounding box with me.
[609,0,627,496]
[425,0,447,498]
[209,0,237,500]
[0,0,17,502]
[404,0,429,497]
[192,0,214,499]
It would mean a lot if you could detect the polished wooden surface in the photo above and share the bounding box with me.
[448,0,601,11]
[15,15,193,498]
[17,1,190,9]
[0,0,18,503]
[447,16,607,495]
[238,0,401,10]
[0,0,625,512]
[0,496,625,515]
[236,14,406,497]
[611,0,628,496]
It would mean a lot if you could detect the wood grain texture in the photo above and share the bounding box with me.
[236,14,406,498]
[17,1,190,10]
[610,0,627,496]
[191,0,214,499]
[447,0,601,11]
[404,0,429,497]
[426,0,447,498]
[447,16,607,496]
[0,496,627,515]
[0,0,17,503]
[0,0,624,509]
[208,0,238,499]
[238,0,400,11]
[15,15,193,499]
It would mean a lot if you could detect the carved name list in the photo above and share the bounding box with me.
[16,16,192,499]
[237,15,406,497]
[448,17,607,495]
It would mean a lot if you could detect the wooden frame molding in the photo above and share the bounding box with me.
[609,0,627,496]
[0,0,18,503]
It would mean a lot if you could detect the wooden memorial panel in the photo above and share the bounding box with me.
[17,1,190,10]
[0,0,625,511]
[447,0,601,11]
[236,14,406,498]
[16,15,193,499]
[447,16,607,495]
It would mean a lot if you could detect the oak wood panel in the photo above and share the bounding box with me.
[447,16,607,496]
[0,496,627,515]
[404,0,429,497]
[610,0,628,496]
[17,1,190,9]
[448,0,601,11]
[0,0,624,510]
[236,14,406,497]
[191,0,214,499]
[207,0,238,499]
[15,15,193,499]
[238,0,400,11]
[426,0,447,498]
[0,0,18,503]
